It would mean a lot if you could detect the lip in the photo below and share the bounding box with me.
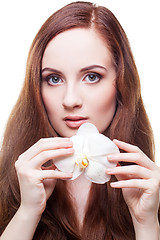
[64,116,89,128]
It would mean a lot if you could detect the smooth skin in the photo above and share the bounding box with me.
[106,140,160,239]
[41,28,117,138]
[1,138,74,240]
[1,28,160,240]
[15,137,74,217]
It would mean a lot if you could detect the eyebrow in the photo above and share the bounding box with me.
[41,68,62,75]
[41,65,107,74]
[80,65,107,72]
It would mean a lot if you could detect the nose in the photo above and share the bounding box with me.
[62,84,82,109]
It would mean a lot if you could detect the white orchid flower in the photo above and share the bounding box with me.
[54,123,119,184]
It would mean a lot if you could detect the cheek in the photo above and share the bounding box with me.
[87,84,117,133]
[89,86,117,114]
[41,87,60,116]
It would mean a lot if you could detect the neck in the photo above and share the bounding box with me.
[66,173,92,226]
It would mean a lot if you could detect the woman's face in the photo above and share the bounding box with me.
[41,28,117,137]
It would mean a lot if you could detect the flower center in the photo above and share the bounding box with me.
[76,155,89,169]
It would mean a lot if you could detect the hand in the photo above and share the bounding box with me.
[15,137,73,218]
[106,139,160,227]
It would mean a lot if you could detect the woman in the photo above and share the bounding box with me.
[0,1,159,239]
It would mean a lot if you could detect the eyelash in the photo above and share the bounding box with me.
[43,74,64,86]
[83,73,102,83]
[43,72,103,86]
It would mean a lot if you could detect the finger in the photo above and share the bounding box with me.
[108,153,140,163]
[110,179,147,189]
[112,139,155,167]
[39,169,73,180]
[108,144,156,170]
[30,148,74,168]
[106,165,152,180]
[110,178,158,191]
[113,139,141,153]
[18,137,73,161]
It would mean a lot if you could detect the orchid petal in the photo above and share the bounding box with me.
[70,164,83,180]
[54,154,76,173]
[54,153,83,180]
[84,159,111,184]
[54,123,119,184]
[88,155,116,169]
[54,134,84,173]
[86,133,119,156]
[70,134,84,155]
[77,122,99,136]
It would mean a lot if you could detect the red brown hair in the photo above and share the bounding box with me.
[0,2,155,239]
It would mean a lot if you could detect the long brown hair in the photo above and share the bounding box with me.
[0,1,155,239]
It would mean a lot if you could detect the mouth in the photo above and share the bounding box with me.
[64,116,89,128]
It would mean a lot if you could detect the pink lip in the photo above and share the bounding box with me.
[64,116,88,128]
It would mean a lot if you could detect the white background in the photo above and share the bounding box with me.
[0,0,159,164]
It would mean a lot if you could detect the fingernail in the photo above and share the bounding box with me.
[64,138,72,142]
[106,168,114,174]
[107,155,113,160]
[66,173,73,178]
[110,182,117,187]
[66,141,73,147]
[67,148,74,153]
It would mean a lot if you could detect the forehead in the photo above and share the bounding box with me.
[42,28,113,70]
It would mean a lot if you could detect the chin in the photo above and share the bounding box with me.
[56,128,79,138]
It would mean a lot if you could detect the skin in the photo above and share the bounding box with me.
[41,28,117,225]
[107,140,160,236]
[1,28,160,240]
[41,28,117,137]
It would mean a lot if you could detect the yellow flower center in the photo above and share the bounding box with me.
[76,155,89,169]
